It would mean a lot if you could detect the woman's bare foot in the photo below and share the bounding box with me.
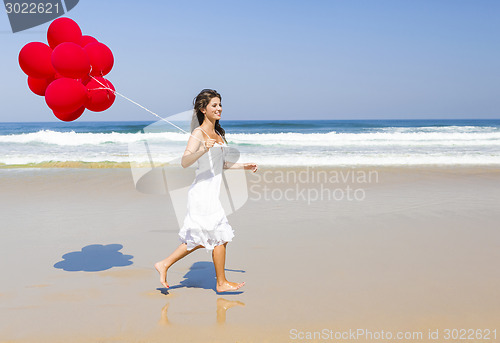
[216,281,245,293]
[154,261,169,288]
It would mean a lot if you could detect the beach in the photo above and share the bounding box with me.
[2,0,499,339]
[1,165,499,342]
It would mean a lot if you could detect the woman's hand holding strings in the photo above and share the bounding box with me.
[204,138,216,152]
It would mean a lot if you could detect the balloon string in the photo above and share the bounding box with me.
[88,73,206,146]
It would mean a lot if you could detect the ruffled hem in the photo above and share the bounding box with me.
[179,215,235,252]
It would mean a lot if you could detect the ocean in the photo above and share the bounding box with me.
[1,119,500,168]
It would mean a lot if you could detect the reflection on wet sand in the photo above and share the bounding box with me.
[216,298,245,324]
[158,298,245,326]
[158,303,171,326]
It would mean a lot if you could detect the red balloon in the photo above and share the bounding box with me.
[85,77,116,112]
[80,35,98,47]
[53,105,85,122]
[47,17,82,49]
[51,42,91,79]
[18,42,55,79]
[27,76,53,96]
[45,78,88,114]
[84,42,114,76]
[78,75,92,85]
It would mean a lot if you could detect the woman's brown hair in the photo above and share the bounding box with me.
[192,89,227,144]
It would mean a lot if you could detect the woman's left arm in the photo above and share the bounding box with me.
[224,162,258,173]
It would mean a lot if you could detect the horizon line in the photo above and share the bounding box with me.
[1,118,500,124]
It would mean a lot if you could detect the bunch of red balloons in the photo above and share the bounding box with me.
[18,17,116,122]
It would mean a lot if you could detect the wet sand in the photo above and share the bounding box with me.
[0,165,499,342]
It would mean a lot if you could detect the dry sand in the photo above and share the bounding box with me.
[0,165,499,342]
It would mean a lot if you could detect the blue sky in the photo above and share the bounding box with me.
[0,0,499,122]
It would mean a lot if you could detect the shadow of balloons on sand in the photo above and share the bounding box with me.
[54,244,133,272]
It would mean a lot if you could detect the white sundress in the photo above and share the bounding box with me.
[178,127,235,252]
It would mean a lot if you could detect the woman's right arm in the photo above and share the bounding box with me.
[181,130,208,168]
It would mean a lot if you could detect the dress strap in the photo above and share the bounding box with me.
[196,127,211,139]
[196,127,225,145]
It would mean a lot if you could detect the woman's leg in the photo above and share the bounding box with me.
[212,242,245,292]
[154,243,203,288]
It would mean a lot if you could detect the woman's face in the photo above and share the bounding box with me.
[202,97,222,120]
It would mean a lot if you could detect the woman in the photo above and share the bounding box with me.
[155,89,258,293]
